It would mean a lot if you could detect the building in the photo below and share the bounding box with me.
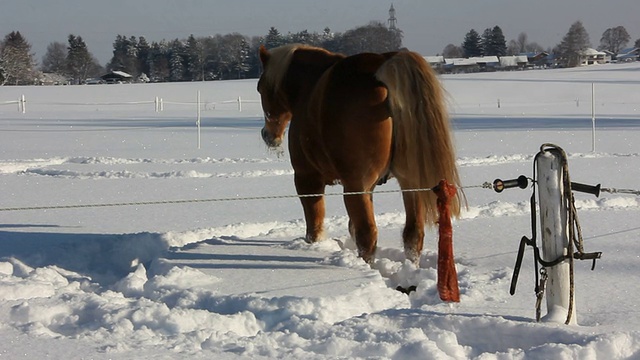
[578,48,610,66]
[499,55,529,70]
[100,71,133,84]
[616,47,639,62]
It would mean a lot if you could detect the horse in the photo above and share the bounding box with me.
[257,44,462,266]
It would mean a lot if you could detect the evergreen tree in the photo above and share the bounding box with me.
[0,31,35,85]
[169,39,185,81]
[490,26,507,56]
[235,37,251,79]
[66,34,94,83]
[321,27,342,52]
[480,28,493,56]
[555,21,590,67]
[480,26,506,56]
[264,27,285,49]
[0,60,5,85]
[462,29,482,57]
[108,35,138,75]
[635,38,640,49]
[599,26,630,54]
[186,34,205,81]
[148,41,170,82]
[41,41,67,74]
[136,36,151,78]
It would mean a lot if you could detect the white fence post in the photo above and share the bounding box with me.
[238,96,242,112]
[20,95,26,113]
[536,148,576,324]
[196,91,201,149]
[591,83,596,152]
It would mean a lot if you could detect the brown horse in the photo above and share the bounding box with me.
[257,44,461,265]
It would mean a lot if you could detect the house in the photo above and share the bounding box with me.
[442,56,500,73]
[424,56,444,72]
[499,55,529,70]
[523,52,550,68]
[616,47,639,62]
[100,71,133,84]
[578,48,610,66]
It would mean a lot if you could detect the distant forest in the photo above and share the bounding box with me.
[0,22,401,85]
[0,21,638,85]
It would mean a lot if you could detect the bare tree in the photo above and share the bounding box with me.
[526,42,545,53]
[516,32,528,53]
[41,42,67,74]
[442,43,463,58]
[599,26,631,54]
[506,40,520,55]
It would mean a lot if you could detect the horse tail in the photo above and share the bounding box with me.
[375,51,462,225]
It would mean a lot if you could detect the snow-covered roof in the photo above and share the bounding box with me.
[580,48,606,56]
[111,71,133,78]
[445,56,499,66]
[618,47,639,55]
[499,55,529,67]
[424,56,444,64]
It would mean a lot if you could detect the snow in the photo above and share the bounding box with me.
[1,63,640,359]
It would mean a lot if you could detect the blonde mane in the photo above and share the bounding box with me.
[263,44,325,93]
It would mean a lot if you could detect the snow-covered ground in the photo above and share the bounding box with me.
[1,63,639,359]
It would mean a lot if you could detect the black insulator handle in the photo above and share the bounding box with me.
[571,182,601,197]
[493,175,529,193]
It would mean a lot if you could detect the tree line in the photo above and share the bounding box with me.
[1,20,638,85]
[443,22,638,68]
[0,22,402,86]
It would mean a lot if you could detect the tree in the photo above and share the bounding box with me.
[66,34,99,84]
[462,29,482,57]
[0,60,5,85]
[264,27,285,49]
[481,26,507,56]
[148,40,170,82]
[136,36,151,77]
[599,26,630,54]
[337,22,402,55]
[555,21,591,67]
[186,34,206,81]
[480,28,493,56]
[490,26,507,56]
[635,38,640,48]
[107,35,139,75]
[41,42,67,74]
[0,31,35,85]
[442,43,463,58]
[169,39,185,81]
[516,32,528,53]
[506,40,520,55]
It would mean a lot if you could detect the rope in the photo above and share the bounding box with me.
[601,187,640,196]
[0,183,493,212]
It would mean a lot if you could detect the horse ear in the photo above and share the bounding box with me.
[259,45,270,65]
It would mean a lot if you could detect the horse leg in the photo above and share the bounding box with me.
[401,191,426,265]
[343,188,377,263]
[294,173,326,243]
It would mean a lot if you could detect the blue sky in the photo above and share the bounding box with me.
[1,0,638,65]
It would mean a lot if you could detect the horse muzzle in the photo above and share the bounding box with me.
[261,127,283,148]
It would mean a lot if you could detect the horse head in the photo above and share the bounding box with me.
[257,45,294,149]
